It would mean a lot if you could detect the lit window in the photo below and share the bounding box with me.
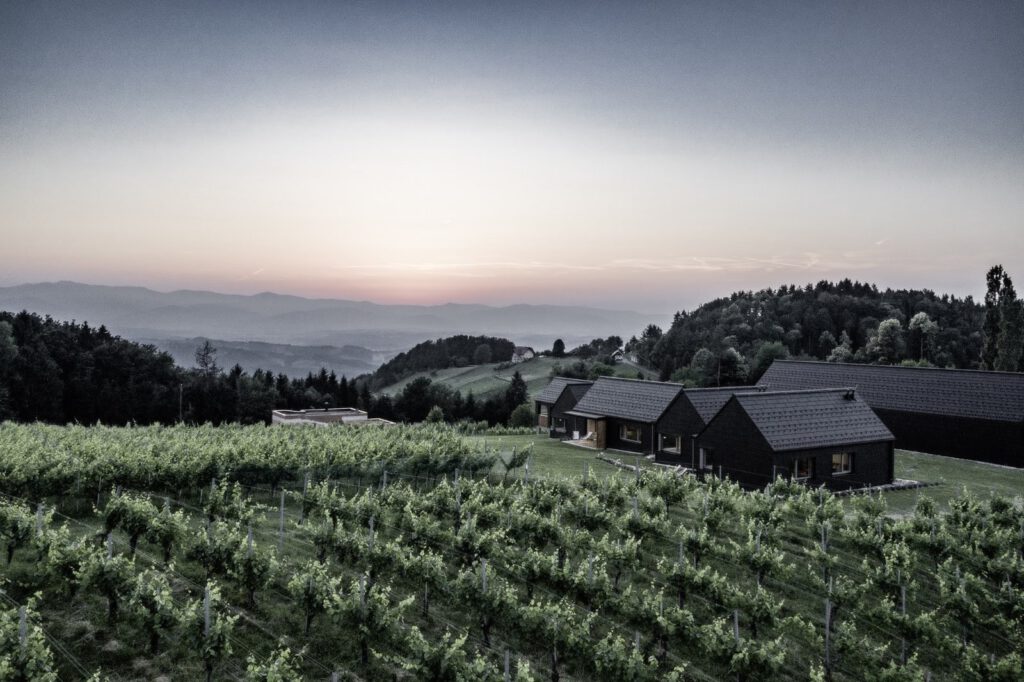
[620,424,641,443]
[831,452,853,475]
[793,457,814,480]
[660,434,681,453]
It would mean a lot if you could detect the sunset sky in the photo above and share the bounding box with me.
[2,1,1022,313]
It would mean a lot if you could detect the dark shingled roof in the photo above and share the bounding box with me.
[685,386,765,424]
[534,377,593,404]
[569,376,683,423]
[758,360,1024,423]
[731,388,894,452]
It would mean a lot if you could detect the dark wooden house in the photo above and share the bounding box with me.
[698,388,895,489]
[534,377,593,438]
[757,360,1024,467]
[564,376,685,455]
[653,386,766,465]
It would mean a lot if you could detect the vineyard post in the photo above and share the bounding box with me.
[35,503,43,536]
[481,558,488,593]
[635,457,640,480]
[278,490,285,553]
[504,650,510,682]
[733,609,740,644]
[824,594,832,674]
[106,532,113,558]
[368,516,375,552]
[588,555,594,585]
[203,584,211,637]
[381,469,388,490]
[632,496,638,519]
[899,576,907,664]
[300,472,310,524]
[331,673,338,682]
[359,575,366,616]
[247,524,253,558]
[18,606,26,648]
[583,461,589,481]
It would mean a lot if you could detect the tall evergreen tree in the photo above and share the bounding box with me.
[995,272,1024,372]
[981,265,1004,370]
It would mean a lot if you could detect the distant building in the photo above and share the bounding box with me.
[757,360,1024,467]
[609,348,625,362]
[271,407,391,427]
[698,388,895,489]
[511,346,536,363]
[534,377,594,437]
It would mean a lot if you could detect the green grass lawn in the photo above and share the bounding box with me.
[886,448,1024,515]
[470,434,1024,517]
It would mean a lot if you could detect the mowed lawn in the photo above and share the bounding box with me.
[887,448,1024,515]
[470,433,1024,516]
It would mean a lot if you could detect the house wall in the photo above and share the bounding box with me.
[604,417,655,454]
[697,401,774,486]
[772,440,894,490]
[655,395,707,465]
[875,409,1023,468]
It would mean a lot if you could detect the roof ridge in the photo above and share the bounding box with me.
[774,359,1024,378]
[595,376,683,387]
[737,387,857,398]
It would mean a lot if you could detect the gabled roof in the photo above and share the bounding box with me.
[568,376,683,423]
[757,360,1024,423]
[685,386,765,424]
[534,377,593,404]
[729,388,894,452]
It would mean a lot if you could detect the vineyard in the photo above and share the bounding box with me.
[0,423,1022,680]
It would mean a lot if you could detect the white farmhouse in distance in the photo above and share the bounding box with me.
[511,346,536,363]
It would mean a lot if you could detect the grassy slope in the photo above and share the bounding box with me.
[380,356,655,399]
[473,433,1024,515]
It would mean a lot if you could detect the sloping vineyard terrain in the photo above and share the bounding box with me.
[0,424,1021,680]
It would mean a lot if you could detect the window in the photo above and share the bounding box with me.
[831,452,853,475]
[619,423,641,443]
[660,434,681,453]
[553,417,566,432]
[699,447,713,470]
[793,457,814,480]
[539,405,549,417]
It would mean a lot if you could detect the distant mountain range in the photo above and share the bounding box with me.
[0,282,665,375]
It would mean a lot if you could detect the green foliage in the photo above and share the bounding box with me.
[425,405,445,423]
[508,403,534,428]
[127,566,183,654]
[244,646,304,682]
[186,581,239,682]
[0,600,59,682]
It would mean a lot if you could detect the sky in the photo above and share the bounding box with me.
[1,1,1022,313]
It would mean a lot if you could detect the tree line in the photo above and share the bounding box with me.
[0,311,533,427]
[625,269,1023,387]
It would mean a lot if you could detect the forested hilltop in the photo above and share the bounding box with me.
[626,269,1024,385]
[370,335,515,389]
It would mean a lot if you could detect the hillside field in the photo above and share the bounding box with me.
[379,356,655,399]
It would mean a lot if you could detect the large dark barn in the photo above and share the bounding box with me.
[757,360,1024,467]
[698,388,895,490]
[534,377,593,438]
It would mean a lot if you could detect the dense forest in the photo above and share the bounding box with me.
[625,271,1024,386]
[370,335,516,389]
[0,311,374,425]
